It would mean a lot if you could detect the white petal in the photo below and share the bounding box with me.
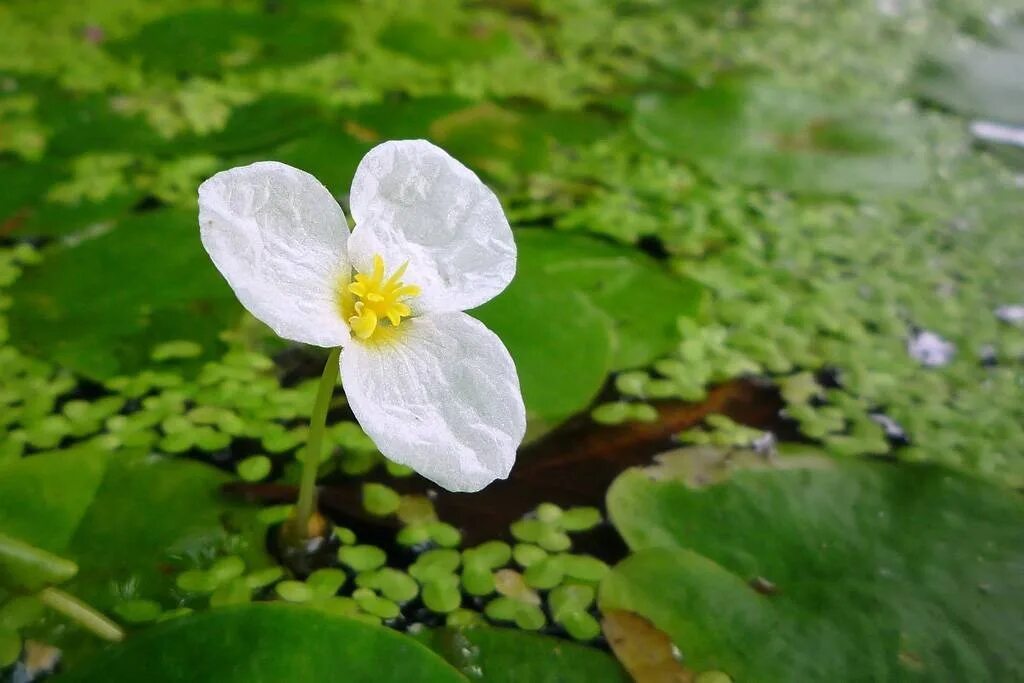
[199,161,351,347]
[341,312,525,492]
[348,140,515,314]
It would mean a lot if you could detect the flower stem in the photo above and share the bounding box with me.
[38,587,123,642]
[289,347,341,540]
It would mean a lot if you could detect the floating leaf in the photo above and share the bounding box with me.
[0,447,269,660]
[418,626,629,682]
[633,80,928,195]
[8,210,239,379]
[339,97,612,188]
[106,9,349,76]
[474,264,613,424]
[379,20,516,65]
[600,451,1024,680]
[38,197,135,247]
[429,103,613,186]
[269,131,370,197]
[510,230,702,370]
[178,96,327,157]
[57,604,464,683]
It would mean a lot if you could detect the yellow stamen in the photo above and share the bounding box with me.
[340,255,420,343]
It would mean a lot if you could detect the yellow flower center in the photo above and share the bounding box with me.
[342,254,421,342]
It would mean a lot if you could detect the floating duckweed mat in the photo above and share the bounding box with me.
[1,0,1023,680]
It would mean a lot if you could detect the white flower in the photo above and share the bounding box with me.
[197,140,526,492]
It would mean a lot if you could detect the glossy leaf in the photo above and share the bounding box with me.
[419,626,629,682]
[474,279,613,424]
[505,230,702,370]
[57,604,465,683]
[0,447,269,655]
[601,451,1024,681]
[7,210,239,379]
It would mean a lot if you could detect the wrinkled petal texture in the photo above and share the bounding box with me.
[342,312,526,492]
[199,161,351,347]
[348,140,516,314]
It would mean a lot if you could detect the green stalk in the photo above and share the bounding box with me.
[38,587,123,642]
[289,347,341,540]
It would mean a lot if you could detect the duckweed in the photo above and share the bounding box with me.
[209,579,251,608]
[592,401,659,425]
[408,549,461,583]
[561,555,610,583]
[332,527,357,546]
[536,503,563,524]
[396,496,438,525]
[256,505,293,526]
[338,545,387,572]
[461,564,496,597]
[510,519,544,544]
[175,570,218,594]
[306,569,347,599]
[362,483,401,517]
[360,568,419,604]
[558,611,602,641]
[548,583,600,639]
[353,591,401,620]
[523,557,565,590]
[493,570,541,605]
[536,527,572,553]
[113,599,162,624]
[426,522,462,549]
[236,455,272,482]
[396,524,432,548]
[315,596,359,618]
[274,581,313,603]
[445,609,485,628]
[485,597,546,631]
[422,576,462,614]
[464,541,512,569]
[207,556,246,585]
[244,567,285,590]
[559,507,603,532]
[512,544,548,567]
[549,585,595,614]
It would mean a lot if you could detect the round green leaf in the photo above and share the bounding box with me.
[473,272,613,423]
[418,626,628,682]
[7,210,239,379]
[0,446,271,661]
[633,80,928,196]
[56,604,464,683]
[602,453,1024,680]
